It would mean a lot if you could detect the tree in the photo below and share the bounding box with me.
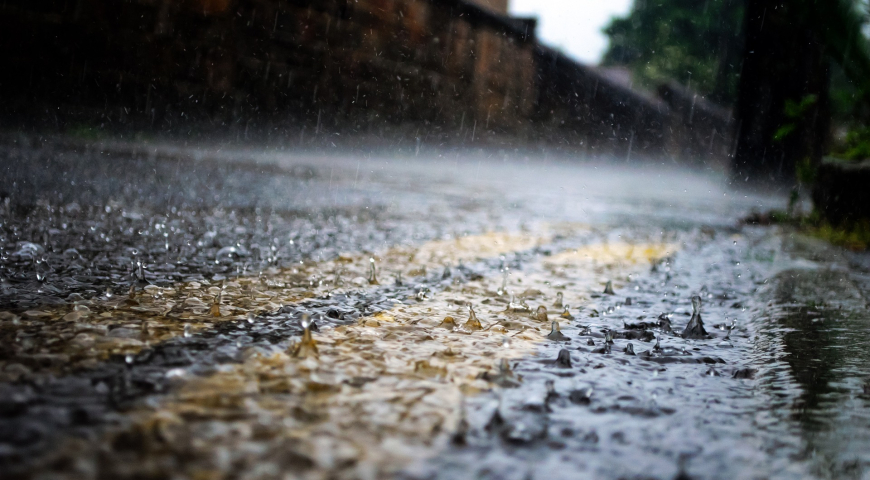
[602,0,744,106]
[732,0,870,185]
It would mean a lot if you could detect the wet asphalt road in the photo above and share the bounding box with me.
[2,136,870,479]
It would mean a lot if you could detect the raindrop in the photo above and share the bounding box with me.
[547,321,569,341]
[534,305,548,322]
[210,292,222,317]
[497,270,509,296]
[183,324,192,338]
[439,316,456,329]
[463,305,482,331]
[368,257,379,285]
[560,305,575,320]
[508,295,531,313]
[603,280,615,295]
[416,286,431,301]
[441,263,452,280]
[681,295,710,339]
[292,314,319,358]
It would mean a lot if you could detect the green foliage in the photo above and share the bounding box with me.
[807,220,870,251]
[601,0,744,105]
[784,95,818,118]
[747,207,870,250]
[774,95,818,142]
[773,124,796,142]
[832,125,870,160]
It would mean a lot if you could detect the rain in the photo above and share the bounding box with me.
[4,1,870,479]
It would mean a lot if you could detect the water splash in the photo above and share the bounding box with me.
[603,280,615,295]
[553,292,563,308]
[560,305,574,320]
[681,295,710,339]
[291,314,319,358]
[554,349,572,367]
[210,291,222,317]
[497,269,509,296]
[463,305,482,331]
[484,357,520,388]
[533,305,548,322]
[507,295,531,313]
[546,321,569,342]
[439,316,457,330]
[367,257,379,285]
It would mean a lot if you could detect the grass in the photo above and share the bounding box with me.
[746,207,870,251]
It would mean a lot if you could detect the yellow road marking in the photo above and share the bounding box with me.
[35,232,677,479]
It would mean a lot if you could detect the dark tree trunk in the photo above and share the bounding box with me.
[732,0,830,186]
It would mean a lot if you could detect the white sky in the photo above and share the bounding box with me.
[509,0,634,65]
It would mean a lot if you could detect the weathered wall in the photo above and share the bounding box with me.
[0,0,733,161]
[466,0,508,14]
[532,47,673,157]
[0,0,536,138]
[657,82,735,168]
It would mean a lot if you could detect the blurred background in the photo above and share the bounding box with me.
[3,0,870,218]
[5,4,870,479]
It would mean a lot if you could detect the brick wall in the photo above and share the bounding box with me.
[1,0,533,134]
[0,0,732,160]
[466,0,508,14]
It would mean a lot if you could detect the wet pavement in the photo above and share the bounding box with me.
[2,136,870,479]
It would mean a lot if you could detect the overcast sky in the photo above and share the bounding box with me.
[509,0,634,65]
